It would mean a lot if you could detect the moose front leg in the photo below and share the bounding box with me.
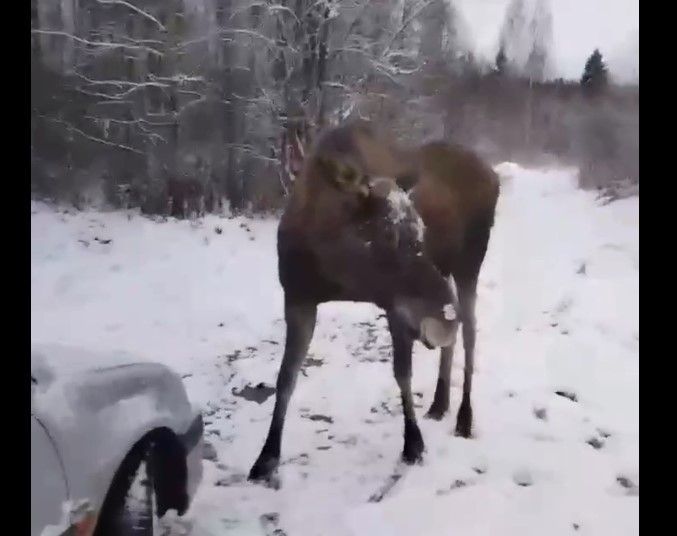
[426,337,458,420]
[455,281,477,438]
[249,300,317,482]
[387,313,424,464]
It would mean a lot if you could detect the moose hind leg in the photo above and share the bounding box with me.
[249,300,317,482]
[388,313,424,464]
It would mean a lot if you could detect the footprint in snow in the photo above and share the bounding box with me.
[616,475,639,496]
[533,407,548,421]
[436,479,469,496]
[513,468,533,487]
[554,389,578,403]
[303,413,334,424]
[586,437,604,450]
[259,512,287,536]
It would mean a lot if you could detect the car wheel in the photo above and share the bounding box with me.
[94,441,161,536]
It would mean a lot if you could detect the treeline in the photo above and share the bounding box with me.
[31,0,638,217]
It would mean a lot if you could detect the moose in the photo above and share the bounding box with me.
[249,120,500,482]
[166,177,206,220]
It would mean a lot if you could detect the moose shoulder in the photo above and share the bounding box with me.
[249,120,500,483]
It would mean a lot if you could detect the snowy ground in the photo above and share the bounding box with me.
[31,164,638,536]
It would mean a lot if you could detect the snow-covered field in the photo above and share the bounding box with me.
[31,164,638,536]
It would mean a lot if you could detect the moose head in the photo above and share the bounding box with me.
[280,120,457,348]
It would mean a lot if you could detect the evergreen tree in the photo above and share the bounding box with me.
[495,45,508,74]
[581,49,609,91]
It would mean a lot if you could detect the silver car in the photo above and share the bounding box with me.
[31,344,203,536]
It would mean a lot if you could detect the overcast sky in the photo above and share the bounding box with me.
[454,0,639,83]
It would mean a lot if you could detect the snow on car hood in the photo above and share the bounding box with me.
[31,344,194,426]
[32,344,146,385]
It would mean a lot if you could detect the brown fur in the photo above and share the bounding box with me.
[282,120,499,285]
[411,142,500,277]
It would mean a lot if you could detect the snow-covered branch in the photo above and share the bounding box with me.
[83,115,168,144]
[39,116,144,155]
[268,4,301,25]
[178,29,296,53]
[178,90,204,99]
[224,143,278,163]
[96,0,166,32]
[229,3,301,25]
[31,30,164,57]
[381,0,440,58]
[76,83,170,100]
[321,81,354,91]
[148,74,205,85]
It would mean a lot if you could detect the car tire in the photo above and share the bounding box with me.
[94,441,160,536]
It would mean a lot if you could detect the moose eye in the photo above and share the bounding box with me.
[342,166,357,183]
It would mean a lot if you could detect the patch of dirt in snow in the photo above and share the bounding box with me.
[231,383,276,404]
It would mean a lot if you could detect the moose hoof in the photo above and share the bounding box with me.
[425,403,448,421]
[402,443,424,464]
[454,402,473,438]
[454,422,472,439]
[248,455,280,483]
[402,423,425,464]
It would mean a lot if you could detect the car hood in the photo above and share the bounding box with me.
[32,344,149,386]
[31,344,196,426]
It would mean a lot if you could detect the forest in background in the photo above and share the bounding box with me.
[31,0,639,217]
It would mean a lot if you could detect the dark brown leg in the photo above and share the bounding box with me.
[425,330,458,420]
[427,276,460,420]
[249,299,317,481]
[388,313,424,464]
[455,281,477,438]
